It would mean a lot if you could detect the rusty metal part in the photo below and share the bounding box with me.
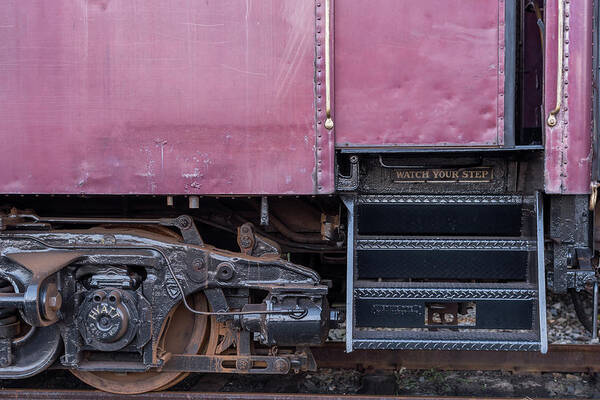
[312,343,600,373]
[268,212,331,244]
[245,199,330,245]
[426,303,459,327]
[1,210,203,246]
[71,293,212,394]
[320,213,340,241]
[236,223,280,257]
[237,224,256,255]
[161,354,295,374]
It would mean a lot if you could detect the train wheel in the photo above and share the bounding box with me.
[71,292,213,394]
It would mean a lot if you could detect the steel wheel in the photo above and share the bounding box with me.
[71,292,213,394]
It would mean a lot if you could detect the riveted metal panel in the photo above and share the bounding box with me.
[334,0,507,147]
[544,0,593,194]
[0,0,334,195]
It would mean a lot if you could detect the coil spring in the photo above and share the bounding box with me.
[0,279,20,339]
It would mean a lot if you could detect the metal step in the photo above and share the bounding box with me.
[356,238,536,281]
[352,338,541,351]
[356,195,534,236]
[342,193,547,353]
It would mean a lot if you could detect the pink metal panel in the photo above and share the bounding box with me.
[334,0,505,147]
[0,0,333,195]
[544,0,593,194]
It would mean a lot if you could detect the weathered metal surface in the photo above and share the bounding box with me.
[334,0,506,147]
[0,1,333,195]
[548,195,592,293]
[544,0,594,194]
[312,343,600,373]
[0,211,329,391]
[0,390,540,400]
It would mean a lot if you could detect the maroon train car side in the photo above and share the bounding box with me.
[0,0,597,394]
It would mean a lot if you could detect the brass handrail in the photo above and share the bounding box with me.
[324,0,334,130]
[547,0,564,127]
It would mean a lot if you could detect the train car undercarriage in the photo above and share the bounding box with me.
[0,208,335,393]
[0,151,597,393]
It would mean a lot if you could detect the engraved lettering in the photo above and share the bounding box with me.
[371,304,422,316]
[89,305,100,320]
[393,167,494,183]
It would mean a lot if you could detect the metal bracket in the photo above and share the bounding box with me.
[260,196,269,226]
[237,223,280,257]
[336,156,359,191]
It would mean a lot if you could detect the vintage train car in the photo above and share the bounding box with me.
[0,0,597,393]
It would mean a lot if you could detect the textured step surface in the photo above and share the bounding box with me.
[343,194,546,352]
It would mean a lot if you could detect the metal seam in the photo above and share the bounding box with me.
[498,0,506,145]
[560,0,571,191]
[314,0,326,193]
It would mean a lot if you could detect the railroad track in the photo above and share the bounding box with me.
[1,343,598,399]
[313,343,600,373]
[0,391,566,400]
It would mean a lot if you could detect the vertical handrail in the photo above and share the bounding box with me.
[341,196,354,353]
[547,0,565,127]
[324,0,334,130]
[536,192,548,353]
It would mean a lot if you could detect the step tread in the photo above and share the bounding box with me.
[357,194,533,205]
[352,339,541,351]
[356,237,537,250]
[354,281,537,289]
[353,330,539,341]
[353,286,538,300]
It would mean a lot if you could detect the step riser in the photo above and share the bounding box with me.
[355,298,534,329]
[358,204,524,236]
[357,249,531,280]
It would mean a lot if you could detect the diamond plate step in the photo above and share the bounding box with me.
[342,193,547,353]
[353,286,538,300]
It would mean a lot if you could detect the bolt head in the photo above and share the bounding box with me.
[236,358,250,371]
[274,358,288,372]
[240,236,252,248]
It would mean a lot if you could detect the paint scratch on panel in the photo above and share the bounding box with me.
[182,168,203,179]
[219,63,266,77]
[181,23,224,28]
[154,139,168,170]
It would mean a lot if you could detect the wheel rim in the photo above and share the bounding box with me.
[71,292,212,394]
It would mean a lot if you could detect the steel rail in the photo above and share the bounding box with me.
[312,343,600,373]
[0,390,564,400]
[0,343,597,398]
